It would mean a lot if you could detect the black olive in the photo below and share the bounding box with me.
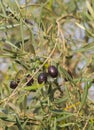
[38,72,47,84]
[48,65,58,78]
[26,78,34,86]
[10,80,18,89]
[26,74,34,86]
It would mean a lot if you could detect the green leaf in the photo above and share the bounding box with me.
[0,0,6,16]
[5,40,19,50]
[15,69,25,80]
[16,115,23,130]
[73,42,94,53]
[24,83,44,91]
[59,66,75,85]
[15,59,29,70]
[0,13,9,18]
[20,18,24,51]
[23,95,27,114]
[53,118,56,130]
[56,114,75,122]
[59,122,75,128]
[79,82,91,110]
[54,97,68,104]
[15,37,29,48]
[22,119,29,129]
[50,109,73,115]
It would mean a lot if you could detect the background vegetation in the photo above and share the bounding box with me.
[0,0,94,129]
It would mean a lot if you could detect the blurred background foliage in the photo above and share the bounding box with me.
[0,0,94,129]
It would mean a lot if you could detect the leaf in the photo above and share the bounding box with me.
[15,37,29,47]
[54,97,68,104]
[16,115,23,130]
[50,109,73,115]
[0,0,6,16]
[20,18,24,51]
[73,42,94,53]
[79,82,91,110]
[59,122,75,128]
[0,13,9,18]
[22,119,29,129]
[5,40,19,50]
[17,95,25,104]
[15,69,25,80]
[59,66,75,85]
[56,114,74,122]
[15,59,29,70]
[23,95,27,114]
[46,0,53,10]
[24,83,44,91]
[53,118,56,130]
[8,103,20,113]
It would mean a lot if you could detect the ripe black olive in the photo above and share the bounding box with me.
[10,80,18,89]
[38,72,47,84]
[48,65,58,78]
[26,74,34,86]
[26,78,34,86]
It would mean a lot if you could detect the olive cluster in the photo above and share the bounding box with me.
[10,65,58,89]
[9,74,34,89]
[38,65,58,84]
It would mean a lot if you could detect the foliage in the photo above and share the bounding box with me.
[0,0,94,129]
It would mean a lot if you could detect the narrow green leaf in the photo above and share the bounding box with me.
[20,18,24,51]
[0,13,9,18]
[5,40,19,50]
[15,59,29,70]
[59,122,75,128]
[23,95,27,114]
[50,109,73,115]
[22,119,29,129]
[53,118,56,130]
[15,37,29,47]
[0,0,6,16]
[54,97,68,104]
[59,66,75,85]
[24,83,44,91]
[56,114,75,122]
[15,69,24,80]
[16,115,23,130]
[79,82,91,110]
[73,42,94,53]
